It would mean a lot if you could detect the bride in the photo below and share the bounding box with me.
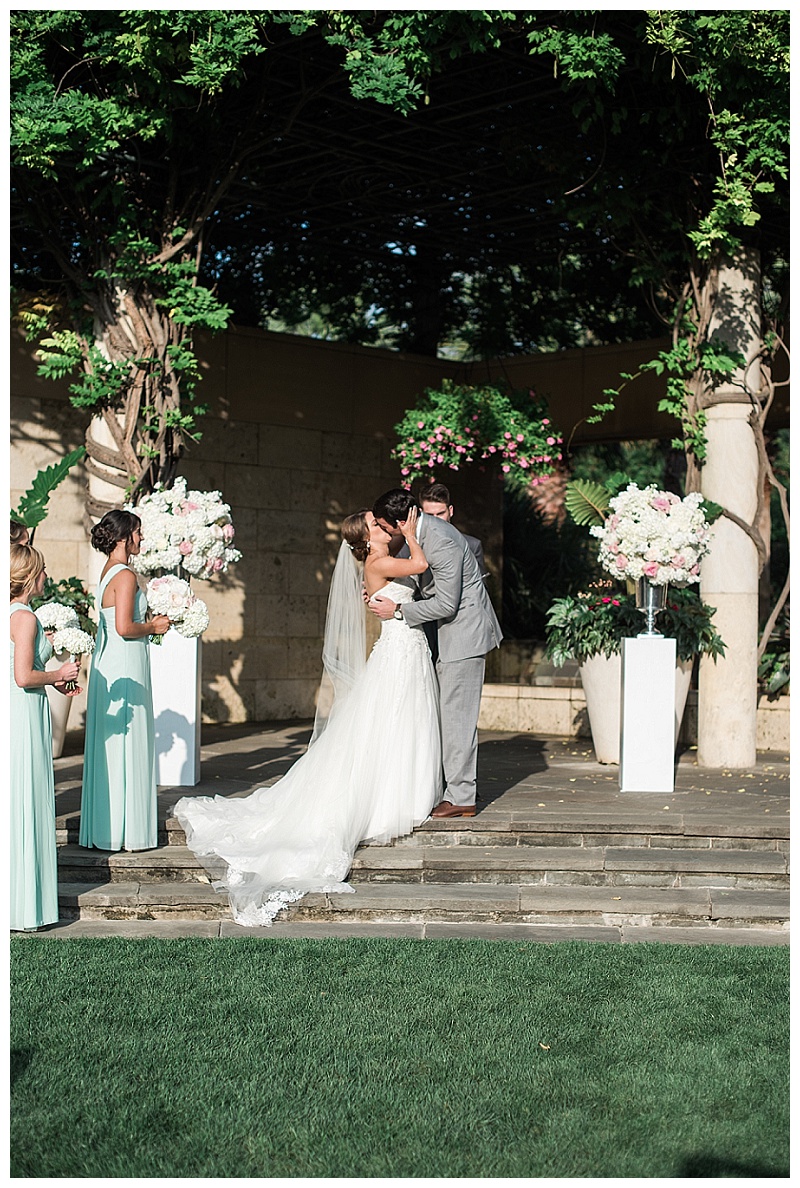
[173,507,442,926]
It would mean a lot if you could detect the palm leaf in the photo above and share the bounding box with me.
[12,446,86,530]
[564,479,610,527]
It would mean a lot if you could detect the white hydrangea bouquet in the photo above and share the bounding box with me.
[590,484,713,586]
[146,575,210,644]
[49,625,96,691]
[127,476,241,580]
[35,602,80,633]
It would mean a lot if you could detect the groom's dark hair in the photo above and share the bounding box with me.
[373,488,420,527]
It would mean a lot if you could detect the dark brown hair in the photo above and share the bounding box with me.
[372,488,420,527]
[418,482,452,506]
[341,509,370,563]
[90,509,141,555]
[10,519,28,545]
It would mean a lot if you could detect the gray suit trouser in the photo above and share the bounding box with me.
[436,654,486,806]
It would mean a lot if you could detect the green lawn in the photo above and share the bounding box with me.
[10,938,788,1178]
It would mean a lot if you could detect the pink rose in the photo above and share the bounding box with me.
[179,541,193,556]
[417,421,425,429]
[651,496,671,512]
[516,434,524,442]
[400,467,410,476]
[643,562,660,578]
[546,436,556,445]
[616,554,628,569]
[541,417,549,424]
[502,464,510,473]
[212,558,224,572]
[671,555,685,568]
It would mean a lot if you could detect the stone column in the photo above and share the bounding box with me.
[698,250,761,768]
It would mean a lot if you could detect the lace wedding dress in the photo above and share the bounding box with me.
[173,575,442,926]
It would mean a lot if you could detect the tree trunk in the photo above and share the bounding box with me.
[82,280,187,528]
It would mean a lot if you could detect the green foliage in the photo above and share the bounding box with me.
[590,334,746,465]
[758,648,789,698]
[563,480,613,528]
[392,380,561,490]
[545,587,726,666]
[11,447,86,531]
[31,576,96,637]
[645,10,789,260]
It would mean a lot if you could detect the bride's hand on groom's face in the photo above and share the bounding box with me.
[399,507,418,538]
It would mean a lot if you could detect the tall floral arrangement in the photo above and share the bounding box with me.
[391,380,562,490]
[590,484,714,586]
[127,477,241,580]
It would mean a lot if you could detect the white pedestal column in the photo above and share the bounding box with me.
[149,632,202,786]
[620,636,676,793]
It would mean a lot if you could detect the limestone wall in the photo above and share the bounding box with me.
[13,323,784,732]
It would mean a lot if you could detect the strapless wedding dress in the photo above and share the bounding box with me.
[173,582,442,925]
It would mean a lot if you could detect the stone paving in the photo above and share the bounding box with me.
[20,722,791,943]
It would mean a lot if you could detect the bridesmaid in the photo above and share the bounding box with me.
[10,544,80,931]
[11,518,29,545]
[79,510,170,852]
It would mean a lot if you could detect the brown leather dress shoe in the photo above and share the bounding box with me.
[430,801,477,819]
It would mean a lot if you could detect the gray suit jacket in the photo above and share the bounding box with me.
[401,514,503,662]
[462,533,487,578]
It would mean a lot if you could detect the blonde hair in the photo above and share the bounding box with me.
[10,543,45,602]
[341,509,370,563]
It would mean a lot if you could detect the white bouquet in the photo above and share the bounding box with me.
[35,602,80,632]
[145,575,209,643]
[50,625,96,691]
[590,484,713,586]
[127,477,242,580]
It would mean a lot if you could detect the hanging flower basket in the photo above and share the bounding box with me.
[391,380,562,490]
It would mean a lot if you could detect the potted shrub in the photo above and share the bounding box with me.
[545,585,725,763]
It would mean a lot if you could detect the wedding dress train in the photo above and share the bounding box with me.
[173,578,442,925]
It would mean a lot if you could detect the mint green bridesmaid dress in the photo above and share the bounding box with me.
[79,564,157,851]
[10,603,59,930]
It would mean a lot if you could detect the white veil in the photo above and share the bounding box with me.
[309,539,367,746]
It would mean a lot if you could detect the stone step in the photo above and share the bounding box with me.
[163,815,788,852]
[57,841,789,892]
[350,844,789,889]
[57,878,789,930]
[17,918,791,946]
[57,844,213,885]
[58,880,227,921]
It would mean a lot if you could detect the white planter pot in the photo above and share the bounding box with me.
[44,655,73,759]
[579,652,693,765]
[149,631,202,786]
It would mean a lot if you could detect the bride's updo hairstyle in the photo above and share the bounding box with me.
[341,510,370,563]
[10,543,45,602]
[91,509,141,556]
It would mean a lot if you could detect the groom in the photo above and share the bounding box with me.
[370,488,503,818]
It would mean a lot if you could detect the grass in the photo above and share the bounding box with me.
[10,937,789,1178]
